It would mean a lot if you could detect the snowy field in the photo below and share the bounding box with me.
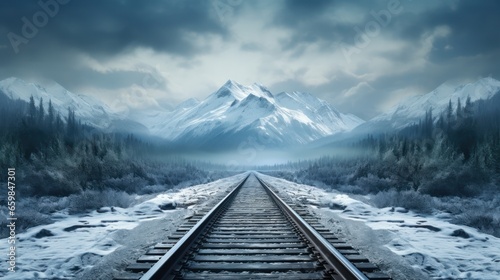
[3,171,498,279]
[0,173,248,279]
[258,173,500,280]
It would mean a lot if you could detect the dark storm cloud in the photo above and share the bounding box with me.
[269,0,500,118]
[272,0,403,51]
[378,1,500,96]
[0,0,226,56]
[272,0,350,50]
[0,0,226,89]
[273,0,500,62]
[0,0,499,119]
[417,2,500,63]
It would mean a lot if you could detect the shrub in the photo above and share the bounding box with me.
[336,184,366,194]
[371,189,436,214]
[0,206,53,238]
[443,195,500,237]
[355,174,396,193]
[102,174,149,193]
[68,189,134,214]
[139,184,169,194]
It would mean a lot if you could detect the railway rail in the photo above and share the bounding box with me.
[115,173,390,280]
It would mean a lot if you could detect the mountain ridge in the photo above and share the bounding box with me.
[306,76,500,150]
[0,78,364,149]
[0,77,149,134]
[364,77,500,131]
[148,79,364,149]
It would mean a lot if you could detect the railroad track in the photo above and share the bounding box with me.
[115,173,390,280]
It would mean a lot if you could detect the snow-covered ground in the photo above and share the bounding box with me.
[0,173,248,280]
[258,173,500,280]
[4,171,498,279]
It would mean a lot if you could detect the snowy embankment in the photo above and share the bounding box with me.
[258,173,500,280]
[0,173,248,280]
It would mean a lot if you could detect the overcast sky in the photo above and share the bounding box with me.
[1,0,499,119]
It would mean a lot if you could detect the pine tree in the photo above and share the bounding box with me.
[29,95,37,120]
[446,99,453,132]
[55,113,63,133]
[65,107,77,146]
[464,96,473,118]
[38,97,44,124]
[456,98,462,119]
[447,99,453,120]
[47,100,55,129]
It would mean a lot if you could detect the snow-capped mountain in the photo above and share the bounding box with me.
[355,77,500,134]
[0,77,114,127]
[0,77,363,149]
[0,77,148,134]
[147,80,364,149]
[305,77,500,150]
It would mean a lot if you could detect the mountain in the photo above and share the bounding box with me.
[147,80,364,149]
[311,77,500,148]
[0,77,148,134]
[0,78,363,150]
[363,77,500,132]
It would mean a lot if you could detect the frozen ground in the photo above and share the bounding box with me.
[0,173,248,280]
[4,172,498,279]
[258,173,500,280]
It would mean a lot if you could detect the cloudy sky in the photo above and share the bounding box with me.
[1,0,499,119]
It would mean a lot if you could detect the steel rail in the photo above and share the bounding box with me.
[256,175,370,280]
[140,174,250,280]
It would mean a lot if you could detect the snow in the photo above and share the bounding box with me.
[150,80,365,146]
[2,170,498,279]
[369,77,500,130]
[0,173,248,280]
[175,97,200,110]
[1,77,364,147]
[257,173,500,280]
[0,77,119,129]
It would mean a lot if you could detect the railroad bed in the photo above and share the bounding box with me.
[115,174,390,280]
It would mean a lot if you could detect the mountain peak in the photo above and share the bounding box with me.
[0,77,117,128]
[213,80,275,101]
[476,76,500,89]
[2,76,24,85]
[150,79,364,147]
[224,79,239,86]
[213,80,247,100]
[240,93,276,110]
[366,77,500,131]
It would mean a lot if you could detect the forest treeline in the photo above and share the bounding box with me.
[0,93,222,197]
[269,93,500,197]
[264,93,500,236]
[0,92,238,237]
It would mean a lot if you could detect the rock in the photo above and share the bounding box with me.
[81,252,102,266]
[387,220,405,223]
[451,229,470,238]
[97,207,110,213]
[395,207,409,213]
[400,224,441,232]
[33,229,54,238]
[159,202,177,210]
[329,202,347,210]
[63,224,105,232]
